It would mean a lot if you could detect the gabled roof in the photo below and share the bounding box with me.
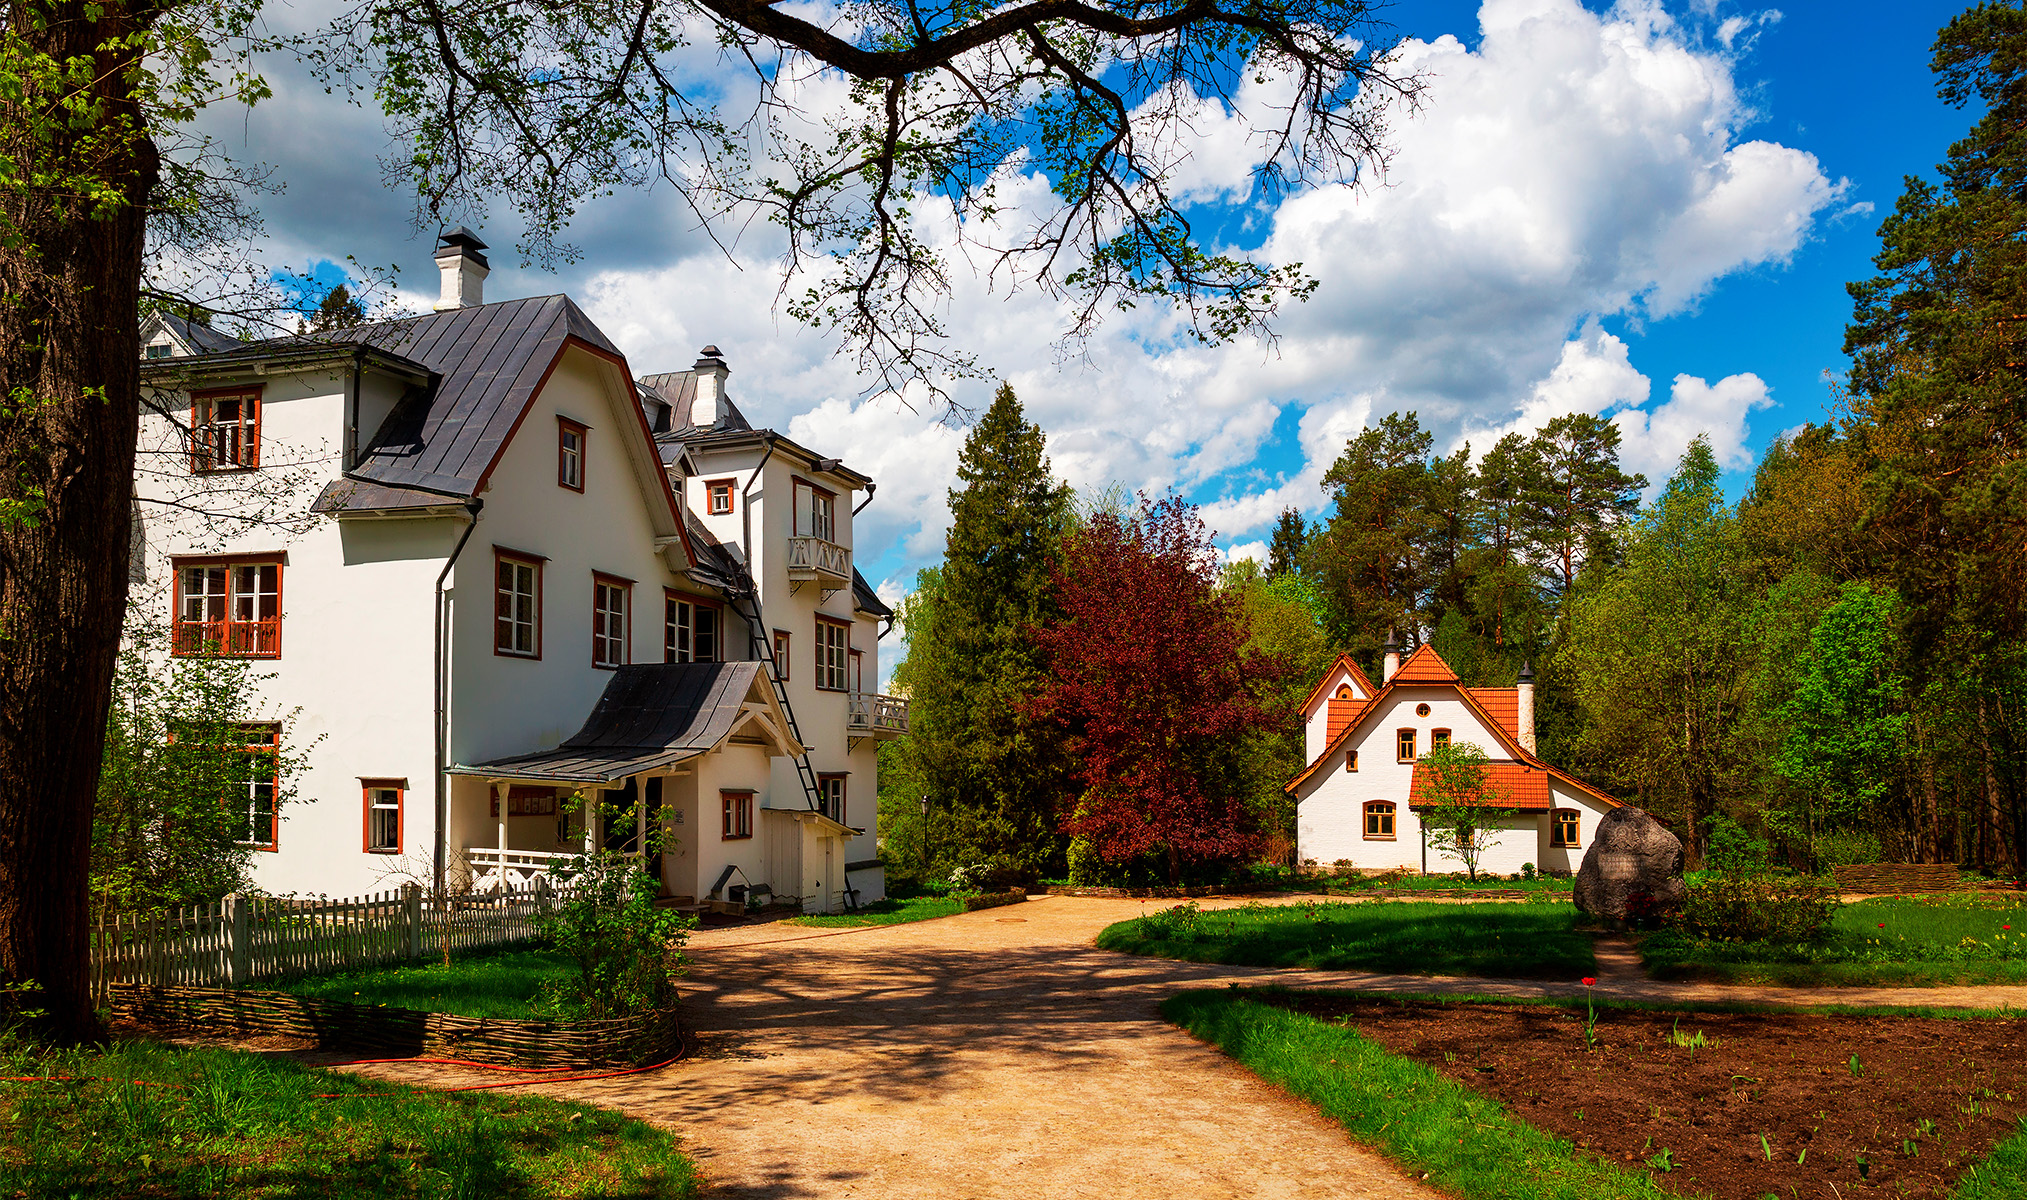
[1467,688,1521,742]
[638,369,753,436]
[143,311,247,357]
[1299,653,1379,716]
[450,662,799,784]
[1409,761,1556,811]
[1392,643,1459,683]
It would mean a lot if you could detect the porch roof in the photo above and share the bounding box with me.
[451,661,786,784]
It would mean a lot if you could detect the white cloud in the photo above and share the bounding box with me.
[1222,540,1270,567]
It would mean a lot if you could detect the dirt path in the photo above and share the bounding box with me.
[325,895,2027,1198]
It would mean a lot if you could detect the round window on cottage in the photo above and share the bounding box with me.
[1415,703,1431,717]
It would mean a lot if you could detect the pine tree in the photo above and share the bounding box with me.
[1266,507,1308,577]
[1308,412,1434,661]
[1521,413,1645,605]
[893,384,1073,878]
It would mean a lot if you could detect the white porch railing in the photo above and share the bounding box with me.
[847,692,910,738]
[468,848,581,891]
[786,535,851,584]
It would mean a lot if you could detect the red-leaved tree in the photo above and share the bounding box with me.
[1033,494,1282,884]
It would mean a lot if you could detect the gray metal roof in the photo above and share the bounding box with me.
[852,569,892,619]
[155,312,246,356]
[310,477,472,516]
[452,661,776,783]
[638,369,752,437]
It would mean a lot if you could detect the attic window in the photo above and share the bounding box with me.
[190,388,261,472]
[558,417,586,491]
[1415,703,1431,717]
[1343,749,1358,773]
[706,479,735,515]
[146,342,173,359]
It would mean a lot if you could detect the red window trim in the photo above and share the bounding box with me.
[792,473,838,500]
[814,615,851,692]
[704,477,737,515]
[361,777,406,855]
[188,385,263,474]
[170,555,283,659]
[592,572,634,669]
[493,547,544,660]
[792,475,839,540]
[816,773,847,823]
[1363,799,1397,842]
[557,416,588,492]
[721,789,755,841]
[664,590,723,663]
[773,629,792,680]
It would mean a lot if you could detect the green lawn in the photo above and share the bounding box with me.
[785,894,967,928]
[274,948,578,1020]
[0,1038,698,1198]
[1643,894,2027,986]
[1097,899,1596,979]
[1315,875,1575,895]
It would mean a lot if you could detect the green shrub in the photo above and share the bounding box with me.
[1815,829,1883,871]
[1703,815,1771,875]
[536,852,691,1018]
[1678,874,1839,943]
[1066,836,1108,886]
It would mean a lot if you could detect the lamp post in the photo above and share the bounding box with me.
[919,792,931,871]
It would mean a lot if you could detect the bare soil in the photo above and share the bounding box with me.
[1271,994,2027,1200]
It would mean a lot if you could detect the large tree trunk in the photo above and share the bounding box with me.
[0,0,155,1041]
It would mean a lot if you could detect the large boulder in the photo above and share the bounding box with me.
[1574,807,1686,923]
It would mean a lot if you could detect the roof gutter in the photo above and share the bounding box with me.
[433,497,484,898]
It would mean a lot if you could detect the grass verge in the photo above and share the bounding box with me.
[785,894,966,928]
[1098,899,1594,979]
[1644,896,2027,986]
[0,1038,697,1198]
[1160,989,1677,1200]
[273,948,576,1020]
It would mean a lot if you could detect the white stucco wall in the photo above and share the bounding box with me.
[1302,659,1373,763]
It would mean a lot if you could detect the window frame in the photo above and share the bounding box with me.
[721,789,754,840]
[704,478,736,516]
[793,476,837,541]
[592,572,633,669]
[814,616,850,691]
[772,630,792,680]
[1396,728,1417,762]
[188,386,263,473]
[1552,808,1582,849]
[362,778,405,855]
[493,548,545,660]
[557,416,587,492]
[1363,800,1397,841]
[232,723,282,851]
[171,555,283,659]
[1431,728,1452,750]
[664,591,722,663]
[1343,748,1358,773]
[816,774,847,824]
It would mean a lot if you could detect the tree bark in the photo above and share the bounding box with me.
[0,0,155,1041]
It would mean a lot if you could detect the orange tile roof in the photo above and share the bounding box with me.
[1300,653,1378,714]
[1392,644,1460,683]
[1410,761,1556,811]
[1466,688,1520,741]
[1325,698,1365,743]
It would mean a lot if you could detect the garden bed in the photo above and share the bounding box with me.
[1257,992,2027,1200]
[273,947,575,1019]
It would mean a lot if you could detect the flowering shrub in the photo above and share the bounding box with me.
[1678,875,1839,944]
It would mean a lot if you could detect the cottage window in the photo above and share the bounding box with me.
[815,617,849,691]
[1344,749,1358,773]
[1396,728,1416,761]
[593,575,631,668]
[364,780,403,853]
[817,774,847,823]
[772,630,791,679]
[705,479,735,515]
[1552,808,1581,848]
[146,342,174,359]
[231,724,281,850]
[665,594,720,663]
[558,418,586,491]
[190,389,261,472]
[794,478,836,541]
[1364,801,1396,840]
[721,790,754,840]
[172,558,282,657]
[1432,728,1452,750]
[495,551,542,658]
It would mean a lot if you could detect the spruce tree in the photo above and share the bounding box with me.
[895,384,1073,878]
[1266,507,1308,577]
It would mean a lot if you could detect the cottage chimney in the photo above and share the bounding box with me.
[691,345,728,428]
[1382,630,1401,684]
[433,227,490,311]
[1516,660,1537,755]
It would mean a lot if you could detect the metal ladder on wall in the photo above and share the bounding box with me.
[724,580,825,815]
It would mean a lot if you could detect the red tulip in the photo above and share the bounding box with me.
[1581,977,1597,987]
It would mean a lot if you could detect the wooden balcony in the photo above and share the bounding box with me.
[847,692,909,740]
[786,535,851,590]
[170,617,280,658]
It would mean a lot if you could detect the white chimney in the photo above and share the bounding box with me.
[691,346,728,428]
[1516,660,1537,755]
[433,227,490,311]
[1382,631,1401,684]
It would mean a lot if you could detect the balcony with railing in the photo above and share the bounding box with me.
[170,617,281,658]
[786,535,852,590]
[465,847,643,892]
[847,692,909,740]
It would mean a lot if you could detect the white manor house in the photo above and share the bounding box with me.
[134,229,904,912]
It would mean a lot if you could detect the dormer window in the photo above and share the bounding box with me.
[794,478,836,541]
[558,417,586,491]
[706,479,735,515]
[189,388,261,472]
[146,342,173,359]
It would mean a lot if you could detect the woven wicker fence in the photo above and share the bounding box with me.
[108,983,679,1068]
[1832,864,1990,894]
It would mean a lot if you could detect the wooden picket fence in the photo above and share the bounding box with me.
[90,882,570,1001]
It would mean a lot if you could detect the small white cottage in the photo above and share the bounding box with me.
[1286,641,1621,876]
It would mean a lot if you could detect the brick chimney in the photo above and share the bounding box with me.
[1516,660,1537,755]
[433,227,490,310]
[691,345,728,427]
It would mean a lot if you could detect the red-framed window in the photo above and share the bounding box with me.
[363,778,405,854]
[558,417,587,492]
[793,477,837,541]
[1396,728,1417,761]
[721,789,754,840]
[233,723,281,850]
[772,630,791,679]
[593,573,632,668]
[172,557,282,658]
[494,548,544,658]
[1552,808,1582,848]
[665,592,720,663]
[817,774,847,823]
[189,387,262,472]
[705,478,735,516]
[1364,800,1396,840]
[815,617,849,691]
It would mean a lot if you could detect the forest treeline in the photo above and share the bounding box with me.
[880,4,2027,882]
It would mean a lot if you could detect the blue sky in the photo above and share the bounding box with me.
[231,0,1979,615]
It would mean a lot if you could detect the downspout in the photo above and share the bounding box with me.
[851,481,877,516]
[345,350,363,470]
[433,498,484,898]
